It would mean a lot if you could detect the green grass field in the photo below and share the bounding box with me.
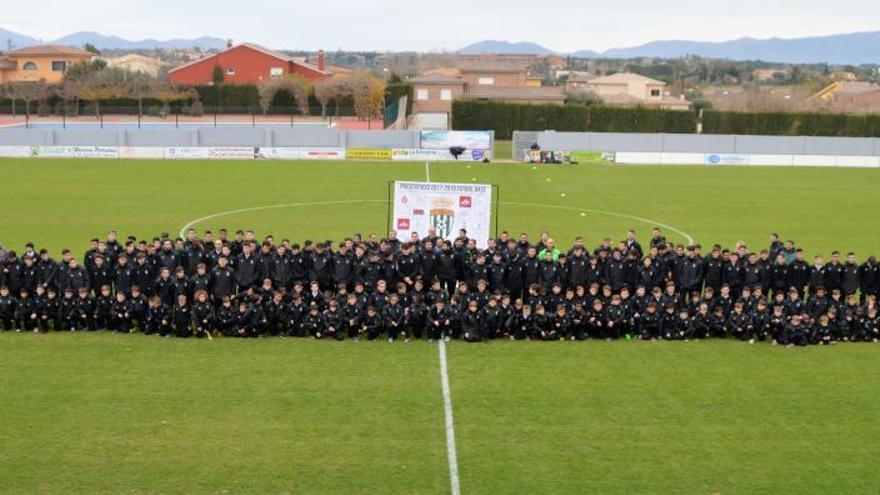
[2,157,880,494]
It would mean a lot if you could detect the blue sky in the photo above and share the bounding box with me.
[1,0,878,52]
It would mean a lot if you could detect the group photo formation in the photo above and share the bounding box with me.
[3,228,878,346]
[5,0,880,493]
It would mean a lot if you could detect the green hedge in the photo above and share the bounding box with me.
[702,111,880,137]
[452,101,696,139]
[194,84,260,109]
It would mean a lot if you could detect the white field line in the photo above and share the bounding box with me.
[179,200,695,247]
[425,161,462,495]
[438,339,461,495]
[177,199,385,239]
[501,201,696,245]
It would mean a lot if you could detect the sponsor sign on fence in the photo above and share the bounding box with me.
[391,148,487,162]
[164,147,254,160]
[255,147,346,160]
[420,130,492,150]
[347,148,392,161]
[393,181,493,248]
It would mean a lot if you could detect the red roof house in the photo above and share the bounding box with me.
[168,43,329,85]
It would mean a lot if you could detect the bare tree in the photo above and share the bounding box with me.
[258,75,313,115]
[3,81,50,116]
[150,82,195,117]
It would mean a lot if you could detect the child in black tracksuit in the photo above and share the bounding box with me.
[342,294,363,340]
[192,291,214,338]
[637,302,661,340]
[75,287,96,331]
[383,293,405,342]
[408,294,427,341]
[145,295,171,336]
[40,287,60,332]
[551,304,573,341]
[322,300,344,341]
[173,295,193,338]
[301,303,323,338]
[480,298,503,340]
[59,288,78,331]
[128,287,147,332]
[110,292,132,332]
[17,288,38,331]
[216,297,237,336]
[94,285,113,330]
[512,304,532,340]
[726,302,751,341]
[0,286,16,330]
[427,300,453,342]
[362,306,381,341]
[235,301,258,338]
[461,299,483,342]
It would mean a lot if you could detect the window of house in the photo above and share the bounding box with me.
[22,61,38,70]
[51,61,67,71]
[440,89,453,101]
[478,77,495,85]
[650,89,661,97]
[270,67,283,78]
[226,66,236,76]
[416,89,429,100]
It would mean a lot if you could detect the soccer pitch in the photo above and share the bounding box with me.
[2,157,880,494]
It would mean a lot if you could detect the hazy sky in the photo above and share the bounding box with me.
[2,0,878,52]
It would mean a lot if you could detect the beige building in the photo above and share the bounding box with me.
[0,45,94,84]
[408,56,565,128]
[584,72,691,110]
[809,81,880,113]
[106,54,166,77]
[458,60,528,88]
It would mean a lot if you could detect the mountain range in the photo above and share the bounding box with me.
[459,31,880,65]
[0,27,226,51]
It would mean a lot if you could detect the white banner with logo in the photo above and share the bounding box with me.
[392,181,492,248]
[391,148,488,162]
[0,146,34,157]
[164,147,255,159]
[255,147,346,160]
[73,146,119,158]
[118,147,166,159]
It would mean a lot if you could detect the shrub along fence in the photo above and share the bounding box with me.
[453,100,880,140]
[452,101,696,140]
[701,111,880,137]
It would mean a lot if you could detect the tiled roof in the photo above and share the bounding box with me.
[457,61,527,73]
[4,44,93,57]
[463,86,565,100]
[408,74,465,84]
[588,72,665,86]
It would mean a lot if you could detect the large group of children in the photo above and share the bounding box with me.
[1,227,878,346]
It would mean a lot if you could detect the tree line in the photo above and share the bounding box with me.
[0,59,390,121]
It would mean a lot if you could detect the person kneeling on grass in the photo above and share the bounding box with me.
[383,293,405,343]
[109,291,132,333]
[461,299,483,343]
[0,286,17,331]
[427,299,452,343]
[145,295,171,336]
[173,294,193,338]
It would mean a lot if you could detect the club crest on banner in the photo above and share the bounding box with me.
[430,198,455,239]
